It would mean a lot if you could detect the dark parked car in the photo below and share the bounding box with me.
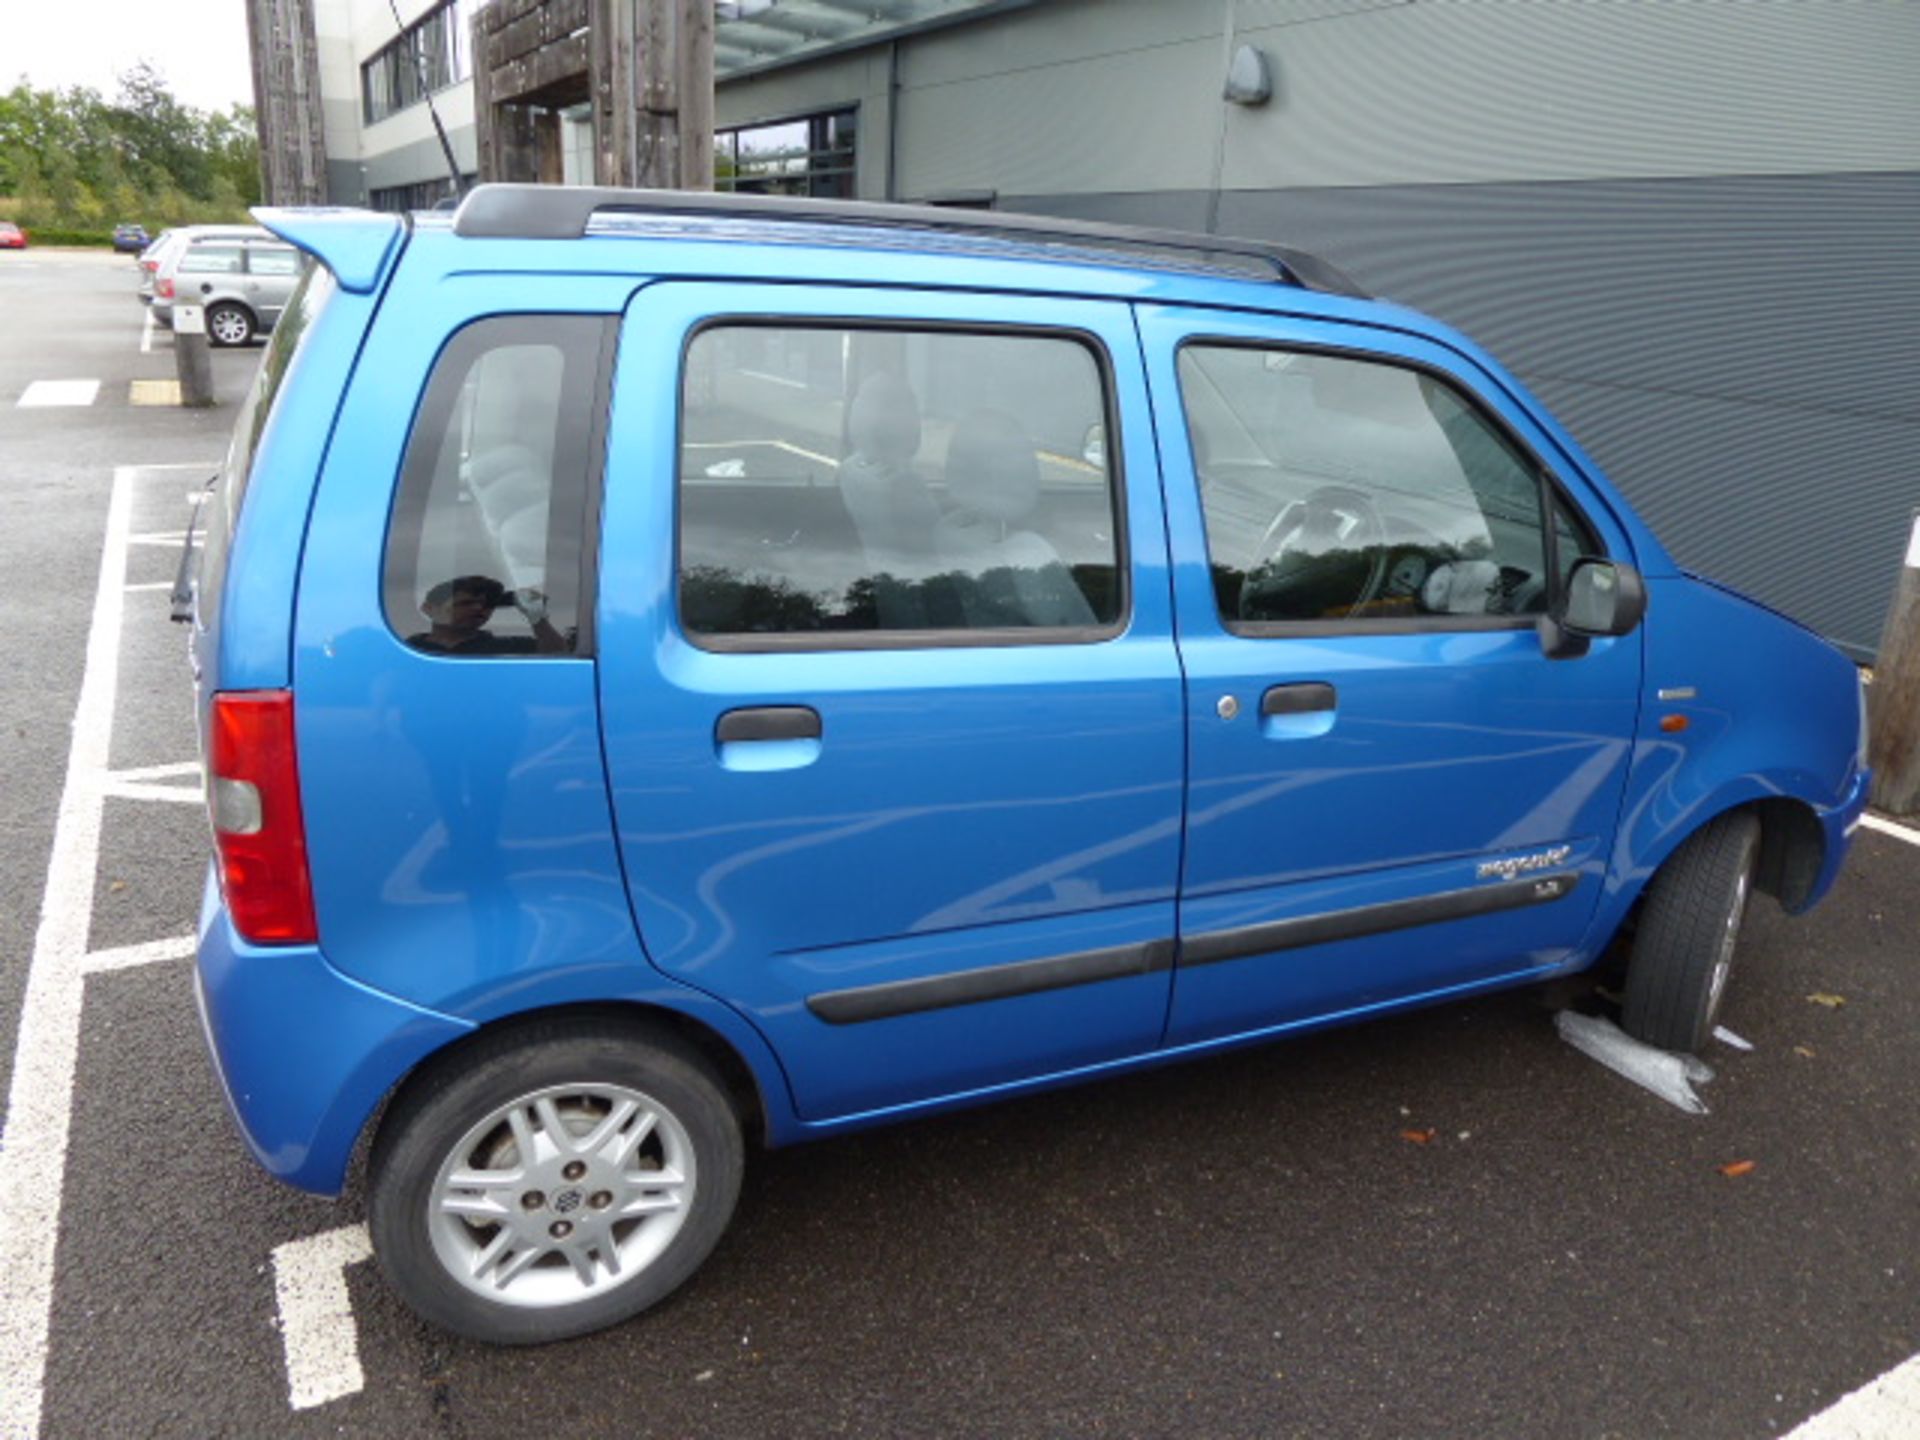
[113,223,151,253]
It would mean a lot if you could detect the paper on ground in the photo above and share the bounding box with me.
[1556,1010,1715,1114]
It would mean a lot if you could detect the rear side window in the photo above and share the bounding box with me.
[179,244,245,275]
[679,323,1122,645]
[195,263,336,632]
[247,245,301,276]
[383,315,613,657]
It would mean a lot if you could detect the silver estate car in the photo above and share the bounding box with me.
[152,233,306,346]
[137,224,265,304]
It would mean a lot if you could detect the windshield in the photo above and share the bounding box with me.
[194,263,336,632]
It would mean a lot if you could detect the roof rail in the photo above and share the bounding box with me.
[449,183,1369,299]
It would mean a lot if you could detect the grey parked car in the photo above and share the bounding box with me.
[137,224,265,304]
[153,234,306,346]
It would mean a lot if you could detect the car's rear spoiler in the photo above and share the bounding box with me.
[250,208,405,295]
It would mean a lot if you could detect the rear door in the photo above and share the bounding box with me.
[243,242,302,326]
[1139,305,1643,1045]
[597,283,1184,1121]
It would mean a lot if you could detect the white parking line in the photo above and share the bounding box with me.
[0,465,138,1439]
[272,1226,374,1411]
[1784,1352,1920,1437]
[81,935,197,975]
[140,308,154,354]
[16,380,100,408]
[1861,813,1920,848]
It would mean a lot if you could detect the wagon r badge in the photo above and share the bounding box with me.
[1479,846,1572,881]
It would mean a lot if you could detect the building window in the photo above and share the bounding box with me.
[369,174,477,213]
[715,108,857,198]
[362,0,476,126]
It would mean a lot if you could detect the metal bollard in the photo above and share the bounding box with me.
[1868,510,1920,816]
[173,304,215,408]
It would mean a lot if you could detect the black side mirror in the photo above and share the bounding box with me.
[1538,557,1646,659]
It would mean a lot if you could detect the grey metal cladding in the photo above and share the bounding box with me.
[1216,174,1920,660]
[1010,171,1916,659]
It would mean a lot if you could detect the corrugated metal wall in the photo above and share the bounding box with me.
[716,0,1920,657]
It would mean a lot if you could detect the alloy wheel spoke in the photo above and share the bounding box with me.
[619,1167,687,1217]
[579,1097,640,1159]
[598,1106,658,1168]
[486,1240,546,1290]
[562,1244,599,1287]
[533,1097,573,1155]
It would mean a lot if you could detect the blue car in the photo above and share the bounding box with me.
[188,185,1869,1344]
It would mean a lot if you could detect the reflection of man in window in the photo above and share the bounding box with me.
[407,575,566,655]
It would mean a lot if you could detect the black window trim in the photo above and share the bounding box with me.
[675,313,1133,655]
[380,309,618,659]
[1173,335,1606,641]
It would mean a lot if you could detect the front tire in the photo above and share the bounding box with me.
[1621,810,1762,1053]
[367,1017,744,1344]
[205,301,254,347]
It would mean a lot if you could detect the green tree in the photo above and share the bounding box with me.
[0,65,258,238]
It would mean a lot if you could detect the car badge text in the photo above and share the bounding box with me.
[1478,845,1571,881]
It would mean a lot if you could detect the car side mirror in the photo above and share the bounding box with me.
[1538,557,1646,659]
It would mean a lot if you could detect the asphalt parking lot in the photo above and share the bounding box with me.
[1,248,1918,1440]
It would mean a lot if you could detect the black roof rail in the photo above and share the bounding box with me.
[449,183,1369,299]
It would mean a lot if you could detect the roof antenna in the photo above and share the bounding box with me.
[387,0,467,203]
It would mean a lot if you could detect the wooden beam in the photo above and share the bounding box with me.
[1870,512,1920,816]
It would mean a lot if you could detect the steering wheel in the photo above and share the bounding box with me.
[1244,483,1390,621]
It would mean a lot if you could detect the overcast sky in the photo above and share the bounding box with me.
[6,0,257,113]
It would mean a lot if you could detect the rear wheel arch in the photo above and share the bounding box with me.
[346,1000,773,1195]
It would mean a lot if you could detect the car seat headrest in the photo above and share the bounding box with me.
[946,411,1040,525]
[846,372,922,464]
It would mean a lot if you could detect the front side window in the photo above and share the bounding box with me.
[383,315,612,656]
[680,324,1122,645]
[1178,345,1595,629]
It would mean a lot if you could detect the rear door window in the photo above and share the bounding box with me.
[679,323,1122,644]
[382,315,615,656]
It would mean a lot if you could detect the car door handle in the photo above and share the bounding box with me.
[716,706,821,743]
[1259,682,1337,739]
[1262,683,1336,716]
[715,706,823,771]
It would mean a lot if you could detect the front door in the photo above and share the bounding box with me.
[597,283,1185,1120]
[1138,305,1643,1045]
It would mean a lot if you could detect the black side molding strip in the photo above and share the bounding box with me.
[1183,872,1580,969]
[806,939,1174,1025]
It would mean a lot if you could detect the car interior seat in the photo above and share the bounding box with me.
[939,410,1096,629]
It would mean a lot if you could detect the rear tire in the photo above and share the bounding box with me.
[206,301,254,347]
[367,1017,744,1345]
[1621,810,1762,1054]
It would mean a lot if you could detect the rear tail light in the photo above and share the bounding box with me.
[156,277,173,299]
[207,691,316,944]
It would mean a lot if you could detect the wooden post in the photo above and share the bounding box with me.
[1869,511,1920,816]
[244,0,329,204]
[676,0,714,191]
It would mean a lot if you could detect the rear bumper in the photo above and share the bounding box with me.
[194,865,472,1195]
